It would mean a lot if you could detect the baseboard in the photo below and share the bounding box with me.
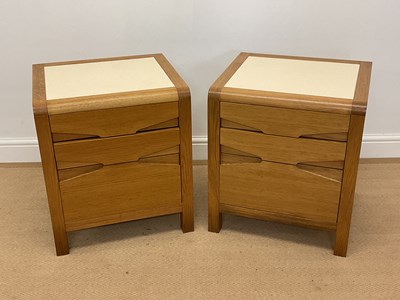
[192,136,208,161]
[0,135,399,162]
[360,135,400,158]
[0,139,40,163]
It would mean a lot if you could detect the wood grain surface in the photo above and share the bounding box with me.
[32,64,69,255]
[220,204,337,231]
[46,88,178,115]
[138,118,179,132]
[138,153,180,164]
[49,101,178,139]
[335,115,366,256]
[220,161,342,229]
[221,154,343,182]
[58,164,103,181]
[220,102,350,138]
[155,54,194,232]
[352,61,372,114]
[60,162,181,231]
[221,128,346,167]
[54,128,180,169]
[207,52,249,232]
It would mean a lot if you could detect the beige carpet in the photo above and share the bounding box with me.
[0,163,399,299]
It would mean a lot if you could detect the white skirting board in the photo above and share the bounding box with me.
[360,135,400,158]
[0,139,40,163]
[0,135,399,162]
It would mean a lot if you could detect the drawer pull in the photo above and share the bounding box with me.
[221,145,259,158]
[220,128,346,167]
[58,151,180,182]
[58,164,103,181]
[296,164,343,183]
[221,119,262,133]
[137,118,179,132]
[221,153,262,164]
[297,160,344,170]
[140,145,179,158]
[139,146,180,164]
[52,133,99,143]
[139,153,179,164]
[54,128,180,169]
[300,132,348,142]
[221,145,261,164]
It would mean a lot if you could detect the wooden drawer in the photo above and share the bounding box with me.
[220,102,350,140]
[220,161,342,228]
[220,128,346,168]
[60,162,182,231]
[49,101,179,142]
[54,128,180,169]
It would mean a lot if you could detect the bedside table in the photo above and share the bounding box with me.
[208,52,372,256]
[33,54,194,255]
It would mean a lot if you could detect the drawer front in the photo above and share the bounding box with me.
[49,101,179,141]
[60,162,181,229]
[54,128,180,169]
[220,128,346,168]
[220,161,341,228]
[220,102,350,140]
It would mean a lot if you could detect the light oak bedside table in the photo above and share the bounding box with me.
[208,52,372,256]
[33,54,194,255]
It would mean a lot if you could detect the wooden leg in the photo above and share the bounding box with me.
[209,211,222,233]
[334,229,350,257]
[52,222,70,256]
[178,90,194,233]
[155,54,195,233]
[334,115,365,257]
[34,112,70,255]
[207,54,249,233]
[180,212,193,233]
[208,93,222,232]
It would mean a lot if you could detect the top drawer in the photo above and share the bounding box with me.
[220,102,350,140]
[49,101,179,142]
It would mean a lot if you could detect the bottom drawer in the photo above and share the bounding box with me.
[59,162,181,231]
[220,161,342,228]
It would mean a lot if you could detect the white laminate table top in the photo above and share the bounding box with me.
[44,57,174,100]
[225,56,360,99]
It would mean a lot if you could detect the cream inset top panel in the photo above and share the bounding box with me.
[225,56,360,99]
[44,57,174,100]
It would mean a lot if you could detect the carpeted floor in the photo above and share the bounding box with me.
[0,163,399,299]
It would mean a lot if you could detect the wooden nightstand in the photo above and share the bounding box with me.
[208,52,372,256]
[33,54,194,255]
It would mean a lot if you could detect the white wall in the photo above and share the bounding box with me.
[0,0,399,161]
